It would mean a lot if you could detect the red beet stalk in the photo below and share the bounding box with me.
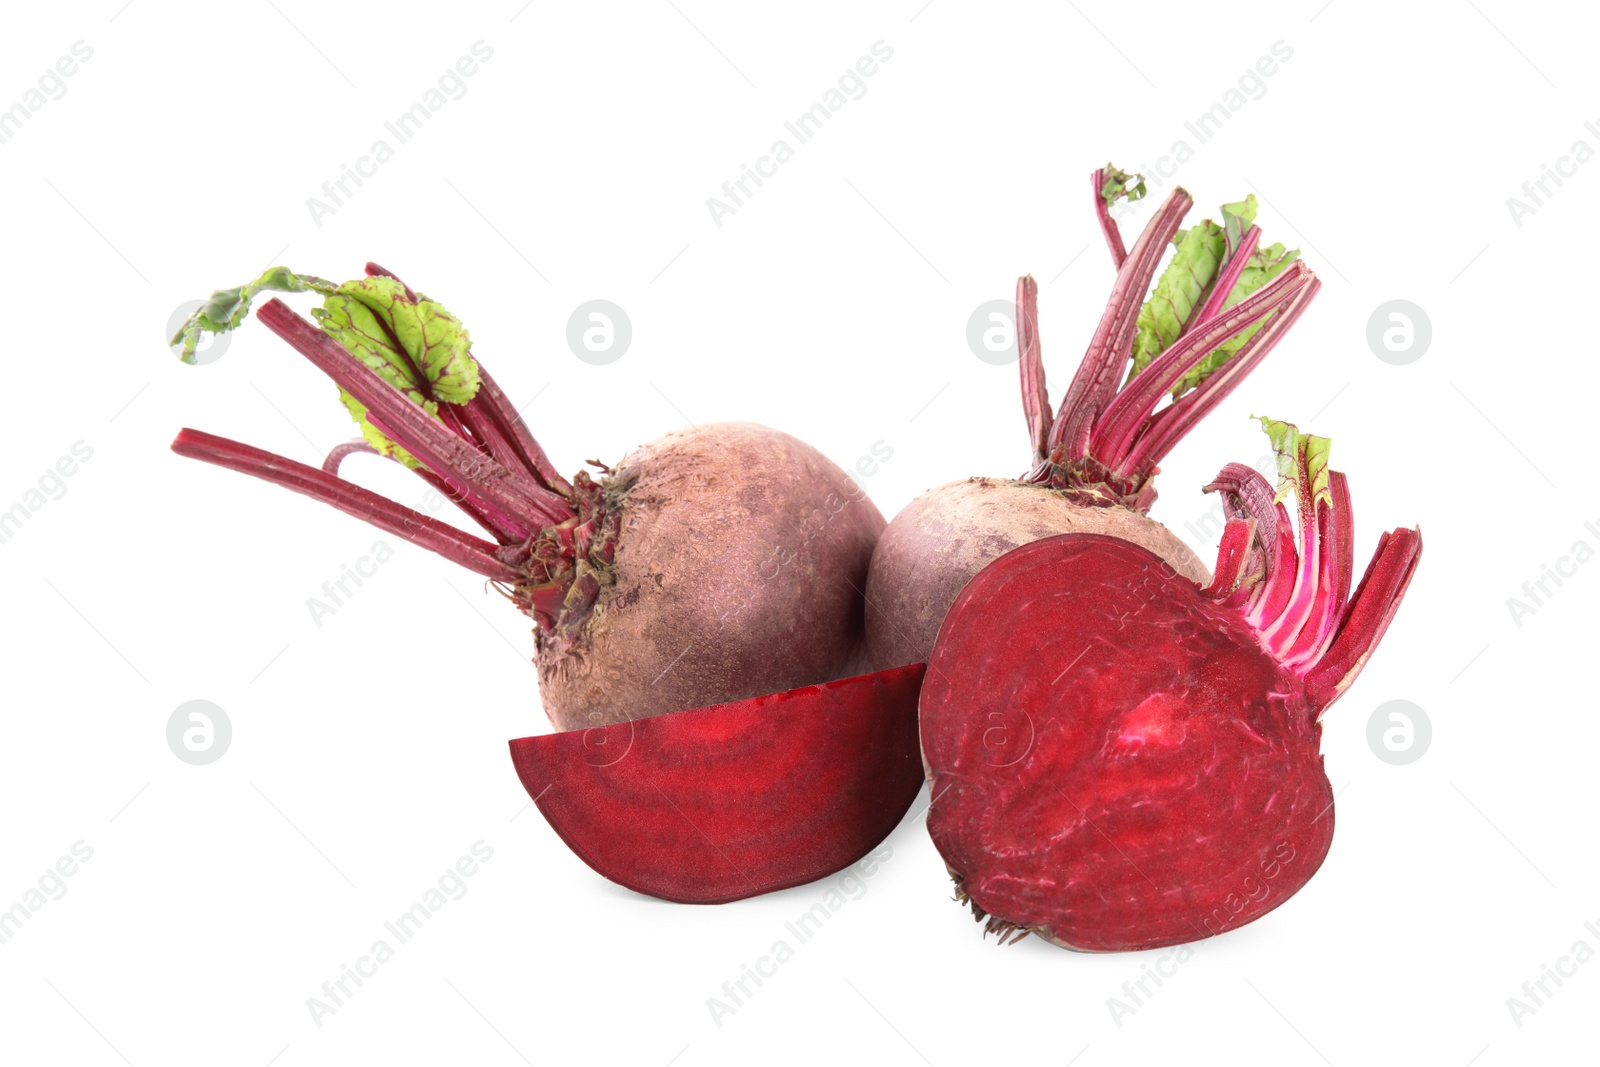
[867,169,1318,673]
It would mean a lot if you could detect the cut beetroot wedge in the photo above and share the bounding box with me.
[921,419,1420,951]
[509,663,926,904]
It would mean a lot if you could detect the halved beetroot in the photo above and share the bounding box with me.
[921,420,1420,951]
[509,663,925,903]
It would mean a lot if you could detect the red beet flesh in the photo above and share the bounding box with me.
[921,427,1420,950]
[509,663,926,904]
[923,536,1331,951]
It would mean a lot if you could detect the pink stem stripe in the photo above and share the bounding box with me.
[1246,514,1299,629]
[1261,434,1327,653]
[1283,471,1354,671]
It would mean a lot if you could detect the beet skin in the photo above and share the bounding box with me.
[536,422,885,730]
[865,477,1206,671]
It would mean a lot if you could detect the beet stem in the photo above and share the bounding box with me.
[1205,465,1278,603]
[322,438,377,474]
[1261,454,1327,655]
[1202,518,1256,598]
[1091,264,1310,464]
[1204,421,1422,714]
[1120,275,1321,478]
[470,363,574,498]
[256,299,569,537]
[357,409,531,543]
[171,429,521,583]
[323,437,509,540]
[363,261,418,302]
[1048,187,1194,458]
[410,465,518,541]
[452,396,565,507]
[1091,167,1129,269]
[1304,526,1422,713]
[359,262,574,508]
[1016,276,1052,463]
[1187,225,1262,330]
[1282,472,1353,669]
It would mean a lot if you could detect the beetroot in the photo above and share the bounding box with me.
[169,264,883,731]
[866,167,1320,670]
[919,418,1421,950]
[509,664,925,903]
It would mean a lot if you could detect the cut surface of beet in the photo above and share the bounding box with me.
[921,420,1419,950]
[922,535,1333,951]
[509,663,926,904]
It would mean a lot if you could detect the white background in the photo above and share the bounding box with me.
[1,1,1594,1064]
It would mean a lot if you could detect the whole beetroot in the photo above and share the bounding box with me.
[170,264,881,730]
[534,421,882,728]
[867,167,1320,669]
